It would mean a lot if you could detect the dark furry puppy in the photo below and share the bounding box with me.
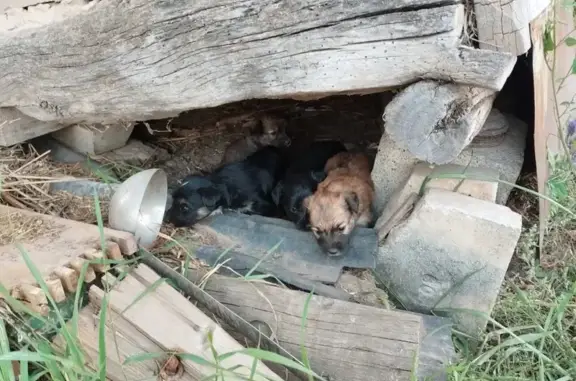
[271,141,347,230]
[166,146,286,227]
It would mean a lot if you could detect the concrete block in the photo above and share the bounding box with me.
[371,131,419,214]
[371,111,527,213]
[376,188,522,337]
[375,162,500,231]
[93,139,169,166]
[52,123,134,155]
[453,113,527,205]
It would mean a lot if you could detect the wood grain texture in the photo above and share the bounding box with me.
[196,272,453,381]
[88,264,283,381]
[474,0,551,55]
[0,0,516,125]
[383,80,496,164]
[52,297,168,381]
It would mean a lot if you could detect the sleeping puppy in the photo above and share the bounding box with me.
[303,152,375,257]
[221,114,291,165]
[166,146,285,227]
[271,141,347,230]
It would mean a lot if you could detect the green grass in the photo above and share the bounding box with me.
[447,162,576,380]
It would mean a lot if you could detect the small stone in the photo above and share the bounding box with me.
[376,188,522,337]
[105,241,123,261]
[336,270,391,309]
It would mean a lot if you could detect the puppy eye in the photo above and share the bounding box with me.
[290,206,298,213]
[180,203,189,212]
[337,225,345,232]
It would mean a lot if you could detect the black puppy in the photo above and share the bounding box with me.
[166,146,285,227]
[271,141,346,230]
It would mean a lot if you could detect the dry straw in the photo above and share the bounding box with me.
[0,144,108,225]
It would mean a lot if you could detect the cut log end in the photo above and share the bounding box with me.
[383,80,497,164]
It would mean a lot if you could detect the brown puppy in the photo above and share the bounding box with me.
[221,115,291,165]
[303,152,375,256]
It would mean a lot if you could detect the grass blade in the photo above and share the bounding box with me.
[123,352,167,366]
[219,348,323,379]
[0,319,16,381]
[15,244,84,366]
[98,292,109,381]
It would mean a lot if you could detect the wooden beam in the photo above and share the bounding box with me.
[383,80,496,164]
[0,0,516,125]
[184,270,454,381]
[474,0,551,56]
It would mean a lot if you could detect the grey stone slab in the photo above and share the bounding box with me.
[377,188,522,337]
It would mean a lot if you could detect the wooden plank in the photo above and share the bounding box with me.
[89,265,283,381]
[0,204,137,293]
[530,2,575,263]
[0,107,64,146]
[474,0,551,56]
[383,81,497,164]
[190,271,454,381]
[0,0,516,126]
[52,300,171,381]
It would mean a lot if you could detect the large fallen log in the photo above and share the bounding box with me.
[0,0,516,130]
[383,80,497,164]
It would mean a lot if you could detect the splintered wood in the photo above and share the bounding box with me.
[53,265,282,381]
[0,205,137,314]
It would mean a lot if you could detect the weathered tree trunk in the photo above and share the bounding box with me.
[0,0,515,131]
[383,80,497,164]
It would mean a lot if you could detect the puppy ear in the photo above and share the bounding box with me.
[271,181,283,205]
[344,192,360,214]
[198,186,222,208]
[310,169,326,183]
